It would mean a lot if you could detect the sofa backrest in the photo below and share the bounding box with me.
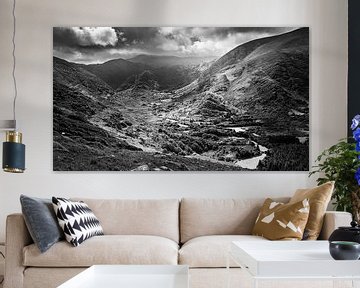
[73,198,180,243]
[180,198,289,243]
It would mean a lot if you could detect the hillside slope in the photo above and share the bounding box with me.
[165,28,309,170]
[172,28,309,125]
[79,58,147,90]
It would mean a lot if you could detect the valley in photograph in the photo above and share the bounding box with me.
[53,27,309,171]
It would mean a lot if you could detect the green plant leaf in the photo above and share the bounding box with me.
[309,139,360,215]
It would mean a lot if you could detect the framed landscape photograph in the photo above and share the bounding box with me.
[53,27,309,171]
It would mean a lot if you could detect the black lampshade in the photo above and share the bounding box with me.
[2,131,25,173]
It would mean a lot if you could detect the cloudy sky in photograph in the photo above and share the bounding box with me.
[53,27,296,64]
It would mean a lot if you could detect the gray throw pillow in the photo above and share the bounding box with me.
[20,195,64,253]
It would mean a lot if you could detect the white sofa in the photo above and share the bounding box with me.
[4,198,352,288]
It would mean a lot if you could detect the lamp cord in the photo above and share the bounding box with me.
[12,0,17,128]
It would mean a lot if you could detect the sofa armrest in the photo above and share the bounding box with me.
[318,211,352,240]
[4,214,33,288]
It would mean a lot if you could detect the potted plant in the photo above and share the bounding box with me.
[310,115,360,222]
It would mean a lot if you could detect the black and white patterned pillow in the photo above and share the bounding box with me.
[52,197,104,247]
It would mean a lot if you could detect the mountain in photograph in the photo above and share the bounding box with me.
[53,27,309,171]
[78,58,147,89]
[79,54,214,91]
[128,54,215,67]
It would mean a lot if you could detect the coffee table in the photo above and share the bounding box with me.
[57,265,189,288]
[228,241,360,288]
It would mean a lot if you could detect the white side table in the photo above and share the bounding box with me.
[58,265,189,288]
[228,241,360,288]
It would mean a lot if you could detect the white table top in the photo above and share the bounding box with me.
[231,240,360,278]
[58,265,189,288]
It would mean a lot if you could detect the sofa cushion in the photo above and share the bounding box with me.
[72,198,179,243]
[180,198,289,243]
[52,197,104,247]
[252,198,310,240]
[24,268,86,288]
[290,181,334,240]
[23,235,178,267]
[179,235,267,268]
[20,195,64,253]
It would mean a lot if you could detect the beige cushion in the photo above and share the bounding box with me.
[290,181,334,240]
[72,198,179,242]
[189,268,246,288]
[252,198,310,240]
[180,198,289,243]
[23,235,178,267]
[24,268,86,288]
[189,269,339,288]
[179,235,267,267]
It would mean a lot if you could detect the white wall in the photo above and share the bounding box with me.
[0,0,348,242]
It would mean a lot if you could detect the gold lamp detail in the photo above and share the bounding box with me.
[1,0,26,173]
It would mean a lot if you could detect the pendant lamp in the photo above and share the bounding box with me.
[1,0,26,173]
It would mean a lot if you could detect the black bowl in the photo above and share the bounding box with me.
[329,241,360,260]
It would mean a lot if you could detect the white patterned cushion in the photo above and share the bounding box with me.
[52,197,104,246]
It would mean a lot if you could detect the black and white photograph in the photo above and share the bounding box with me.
[53,27,309,171]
